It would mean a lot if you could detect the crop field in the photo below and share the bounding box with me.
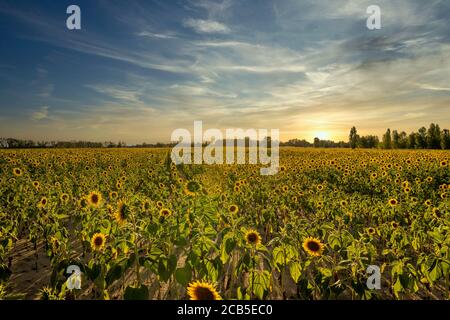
[0,148,449,300]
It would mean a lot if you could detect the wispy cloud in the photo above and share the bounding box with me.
[30,106,49,121]
[183,18,230,34]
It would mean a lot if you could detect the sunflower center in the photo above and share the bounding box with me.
[306,241,320,252]
[247,233,258,243]
[194,287,215,300]
[94,237,103,247]
[91,194,99,203]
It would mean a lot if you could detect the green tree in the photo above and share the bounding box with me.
[441,129,450,150]
[382,128,392,149]
[426,123,441,149]
[416,127,427,149]
[407,132,416,149]
[349,126,359,149]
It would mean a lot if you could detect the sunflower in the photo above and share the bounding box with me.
[187,281,221,300]
[245,229,261,246]
[156,201,163,209]
[340,200,348,207]
[302,237,324,257]
[141,200,151,211]
[316,184,324,191]
[114,201,129,224]
[87,191,102,207]
[388,198,398,206]
[159,208,172,217]
[184,180,202,196]
[367,227,376,235]
[109,191,118,200]
[91,233,106,251]
[281,185,289,193]
[229,204,239,214]
[440,160,448,167]
[391,221,399,229]
[426,177,433,183]
[38,197,48,208]
[13,168,23,177]
[60,193,69,203]
[32,181,40,189]
[432,207,441,218]
[424,199,432,207]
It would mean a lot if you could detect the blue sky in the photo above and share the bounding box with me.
[0,0,450,143]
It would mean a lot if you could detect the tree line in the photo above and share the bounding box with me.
[349,123,450,149]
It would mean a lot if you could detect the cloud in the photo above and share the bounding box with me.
[183,18,230,34]
[136,31,177,39]
[31,106,49,121]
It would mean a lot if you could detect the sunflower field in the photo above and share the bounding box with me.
[0,148,449,300]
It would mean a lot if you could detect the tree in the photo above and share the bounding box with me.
[382,129,392,149]
[426,123,441,149]
[416,127,427,149]
[441,129,450,150]
[392,130,400,149]
[349,126,359,149]
[407,132,416,149]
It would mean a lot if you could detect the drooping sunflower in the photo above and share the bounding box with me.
[388,198,398,206]
[187,281,221,300]
[302,237,324,257]
[87,191,102,207]
[13,168,23,177]
[114,201,129,224]
[184,180,202,196]
[229,204,239,214]
[159,208,172,218]
[245,229,261,246]
[91,233,106,251]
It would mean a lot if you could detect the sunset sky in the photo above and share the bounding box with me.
[0,0,449,144]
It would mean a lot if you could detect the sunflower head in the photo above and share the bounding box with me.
[91,233,106,251]
[229,204,239,214]
[367,227,376,235]
[156,201,163,209]
[87,191,102,207]
[424,199,432,207]
[13,168,23,177]
[388,198,398,206]
[38,197,48,208]
[60,193,69,203]
[441,160,448,167]
[32,181,40,189]
[184,180,202,196]
[109,191,118,200]
[391,221,399,229]
[187,281,221,300]
[159,208,172,218]
[245,229,261,246]
[114,201,129,224]
[302,237,324,257]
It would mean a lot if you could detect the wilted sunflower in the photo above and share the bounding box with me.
[245,229,261,246]
[184,180,202,196]
[187,281,221,300]
[13,168,23,177]
[114,201,129,224]
[159,208,172,217]
[388,198,398,206]
[229,204,239,214]
[87,191,102,207]
[91,233,106,251]
[302,237,324,257]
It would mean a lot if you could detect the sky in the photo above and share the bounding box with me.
[0,0,449,144]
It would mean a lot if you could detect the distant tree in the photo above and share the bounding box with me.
[392,130,400,149]
[416,127,427,149]
[426,123,441,149]
[407,132,417,149]
[382,128,392,149]
[441,129,450,150]
[349,126,359,149]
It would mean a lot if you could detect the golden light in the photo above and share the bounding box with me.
[315,131,330,140]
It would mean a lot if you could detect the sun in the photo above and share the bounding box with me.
[315,131,329,140]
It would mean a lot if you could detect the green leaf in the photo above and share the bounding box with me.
[105,264,122,286]
[175,265,192,286]
[289,261,302,283]
[124,285,149,300]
